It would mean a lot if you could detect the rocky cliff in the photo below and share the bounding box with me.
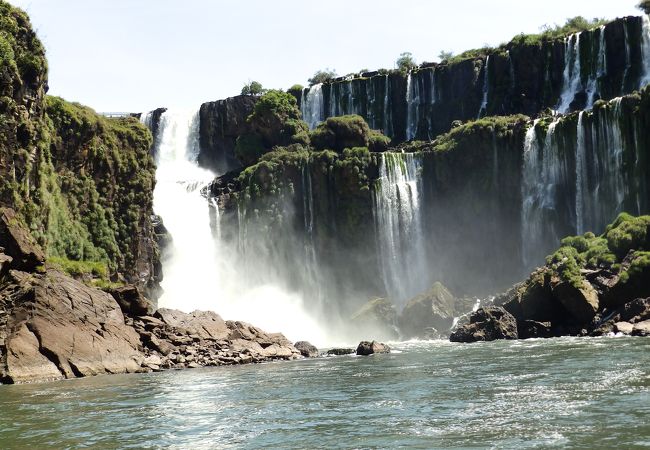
[299,16,650,142]
[0,1,159,294]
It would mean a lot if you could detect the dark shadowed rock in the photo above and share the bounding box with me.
[551,280,599,323]
[0,253,12,276]
[517,320,553,339]
[356,341,390,356]
[399,282,456,339]
[109,285,155,318]
[198,95,257,173]
[632,320,650,336]
[294,341,319,358]
[618,298,650,323]
[0,208,45,271]
[326,348,355,356]
[450,307,518,343]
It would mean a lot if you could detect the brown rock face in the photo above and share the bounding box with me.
[1,269,144,383]
[0,208,45,272]
[551,280,599,324]
[356,341,391,356]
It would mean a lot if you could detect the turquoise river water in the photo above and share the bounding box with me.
[1,337,649,449]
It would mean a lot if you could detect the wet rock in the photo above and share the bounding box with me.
[632,320,650,336]
[294,341,318,358]
[618,298,650,323]
[0,208,45,271]
[449,307,518,343]
[326,348,355,356]
[614,322,634,334]
[356,341,390,356]
[399,282,455,339]
[517,320,553,339]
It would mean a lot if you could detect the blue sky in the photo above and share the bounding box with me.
[9,0,641,113]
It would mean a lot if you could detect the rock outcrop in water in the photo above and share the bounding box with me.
[452,213,650,342]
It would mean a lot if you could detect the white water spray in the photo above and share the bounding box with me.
[558,33,582,113]
[151,109,330,345]
[302,84,324,130]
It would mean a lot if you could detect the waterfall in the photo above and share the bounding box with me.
[558,33,582,113]
[640,15,650,88]
[586,98,627,230]
[585,27,607,108]
[373,152,428,305]
[623,21,632,92]
[383,75,394,137]
[521,119,566,267]
[151,109,329,345]
[302,84,324,130]
[575,112,587,235]
[139,111,153,129]
[478,56,490,118]
[406,73,418,140]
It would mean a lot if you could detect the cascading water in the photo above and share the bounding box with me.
[575,111,587,235]
[301,84,324,130]
[383,75,394,137]
[521,119,567,267]
[558,33,582,113]
[405,73,418,140]
[640,15,650,88]
[585,27,607,108]
[150,109,330,345]
[373,152,428,305]
[477,56,490,118]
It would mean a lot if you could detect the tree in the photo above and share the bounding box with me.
[241,80,265,96]
[395,52,416,73]
[308,68,337,86]
[438,50,454,62]
[638,0,650,14]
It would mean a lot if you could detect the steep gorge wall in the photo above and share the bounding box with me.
[299,16,650,142]
[0,1,159,292]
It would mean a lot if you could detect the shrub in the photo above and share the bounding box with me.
[395,52,416,73]
[308,68,337,86]
[311,115,371,153]
[639,0,650,14]
[241,80,265,96]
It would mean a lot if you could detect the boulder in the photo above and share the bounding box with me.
[517,320,553,339]
[326,348,355,356]
[551,280,599,324]
[294,341,319,358]
[449,307,518,343]
[155,309,230,340]
[632,320,650,336]
[0,253,12,276]
[618,298,650,323]
[2,269,144,383]
[109,285,155,317]
[356,341,390,356]
[0,208,45,271]
[350,298,398,341]
[614,322,634,334]
[399,282,456,339]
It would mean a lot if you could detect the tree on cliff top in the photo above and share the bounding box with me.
[395,52,416,73]
[241,80,265,96]
[308,69,337,86]
[235,90,309,166]
[638,0,650,14]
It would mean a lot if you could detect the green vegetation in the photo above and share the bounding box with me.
[241,80,266,96]
[235,90,310,166]
[545,214,650,288]
[438,50,454,62]
[510,16,608,46]
[308,68,337,86]
[639,1,650,14]
[395,52,416,73]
